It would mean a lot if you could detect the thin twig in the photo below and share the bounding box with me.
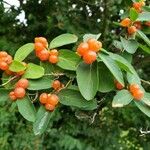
[140,128,150,136]
[0,76,18,87]
[44,73,64,76]
[141,79,150,86]
[31,91,39,103]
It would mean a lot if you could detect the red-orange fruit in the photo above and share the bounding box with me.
[47,94,59,106]
[128,26,137,34]
[77,42,89,56]
[0,61,9,70]
[133,21,142,30]
[115,81,124,90]
[34,37,48,48]
[9,91,17,101]
[38,49,49,61]
[87,38,102,52]
[34,42,45,52]
[0,51,8,58]
[120,18,131,27]
[39,93,48,104]
[129,84,140,94]
[49,55,58,64]
[83,50,97,64]
[132,90,144,100]
[16,78,29,89]
[52,80,61,90]
[14,87,26,99]
[49,49,58,56]
[45,103,55,111]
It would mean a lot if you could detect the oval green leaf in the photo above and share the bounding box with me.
[28,76,54,90]
[49,33,78,49]
[14,43,34,62]
[9,60,26,72]
[135,101,150,117]
[98,53,124,86]
[77,62,99,100]
[98,63,115,93]
[112,90,133,107]
[16,96,36,122]
[23,63,44,79]
[58,89,97,110]
[57,50,80,71]
[142,93,150,106]
[83,33,101,42]
[33,106,56,135]
[129,8,138,21]
[137,12,150,21]
[120,37,139,54]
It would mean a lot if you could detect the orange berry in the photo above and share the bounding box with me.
[9,91,17,101]
[115,81,124,90]
[77,42,89,56]
[47,94,59,106]
[83,50,97,64]
[0,61,9,70]
[133,2,143,12]
[52,80,61,90]
[145,21,150,27]
[128,26,137,34]
[5,55,12,64]
[14,87,26,99]
[45,103,55,111]
[133,21,142,30]
[120,18,131,27]
[38,49,49,61]
[133,89,144,100]
[34,42,45,52]
[87,39,102,52]
[0,51,8,58]
[16,78,29,89]
[34,37,48,48]
[129,84,140,94]
[49,55,58,64]
[49,49,58,56]
[39,93,48,104]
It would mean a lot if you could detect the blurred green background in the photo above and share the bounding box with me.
[0,0,150,149]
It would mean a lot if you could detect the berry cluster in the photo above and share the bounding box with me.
[129,84,144,100]
[52,80,64,91]
[77,38,102,64]
[39,93,59,111]
[9,79,29,101]
[34,37,59,64]
[0,51,12,71]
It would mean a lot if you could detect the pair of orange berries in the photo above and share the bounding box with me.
[39,93,59,111]
[133,1,145,13]
[0,51,12,71]
[129,84,144,100]
[52,80,64,91]
[77,38,102,64]
[120,18,138,35]
[9,79,29,101]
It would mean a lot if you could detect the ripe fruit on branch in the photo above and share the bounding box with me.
[34,42,45,52]
[45,103,55,111]
[120,18,131,27]
[49,55,58,64]
[52,80,61,90]
[49,49,58,56]
[9,91,17,101]
[115,80,124,90]
[34,37,48,48]
[16,78,29,89]
[133,21,142,30]
[47,94,59,106]
[83,50,97,64]
[39,93,48,104]
[128,26,137,35]
[38,49,49,61]
[14,87,26,99]
[77,42,89,56]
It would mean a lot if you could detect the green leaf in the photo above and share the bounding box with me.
[23,63,44,79]
[14,43,34,62]
[112,90,133,107]
[142,93,150,106]
[33,106,56,135]
[137,30,150,47]
[139,44,150,54]
[113,40,123,50]
[135,101,150,117]
[129,8,138,21]
[120,37,139,54]
[98,53,124,86]
[127,72,141,85]
[49,33,78,49]
[77,62,99,100]
[0,89,10,102]
[98,63,115,93]
[57,50,80,71]
[110,53,135,73]
[40,62,63,74]
[16,96,36,122]
[28,76,54,90]
[9,60,26,72]
[58,89,97,110]
[83,33,101,42]
[137,12,150,21]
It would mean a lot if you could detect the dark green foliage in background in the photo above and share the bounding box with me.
[0,0,150,149]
